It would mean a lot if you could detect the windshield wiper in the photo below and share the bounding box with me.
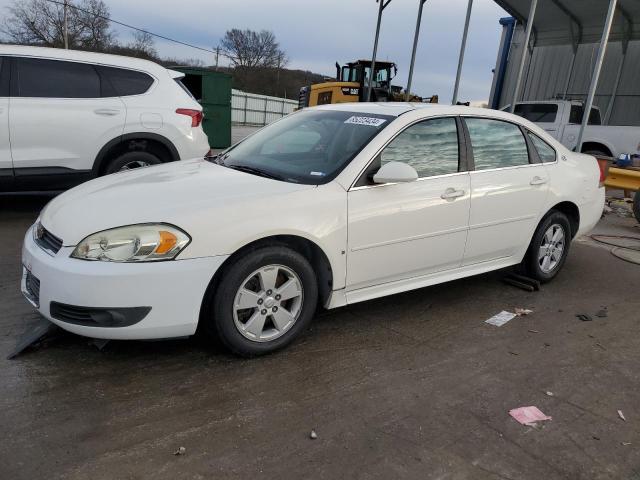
[225,164,286,181]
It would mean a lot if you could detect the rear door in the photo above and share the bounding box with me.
[462,117,549,265]
[9,57,126,177]
[0,57,12,183]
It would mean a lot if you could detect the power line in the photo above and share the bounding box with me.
[45,0,218,56]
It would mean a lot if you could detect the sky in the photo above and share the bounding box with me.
[0,0,509,102]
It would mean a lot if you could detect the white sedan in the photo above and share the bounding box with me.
[21,103,605,356]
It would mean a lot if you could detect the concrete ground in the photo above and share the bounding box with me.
[1,194,639,480]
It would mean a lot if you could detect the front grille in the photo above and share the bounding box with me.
[25,270,40,304]
[35,225,63,254]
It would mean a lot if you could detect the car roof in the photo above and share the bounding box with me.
[311,102,513,119]
[0,44,168,75]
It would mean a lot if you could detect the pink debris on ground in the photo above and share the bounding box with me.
[509,406,552,426]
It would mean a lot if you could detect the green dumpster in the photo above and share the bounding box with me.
[174,67,232,149]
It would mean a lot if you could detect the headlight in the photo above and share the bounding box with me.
[71,224,190,262]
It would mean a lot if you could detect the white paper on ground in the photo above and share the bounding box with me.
[485,311,517,327]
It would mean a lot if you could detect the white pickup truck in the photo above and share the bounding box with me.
[506,100,640,159]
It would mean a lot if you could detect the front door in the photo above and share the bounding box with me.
[347,117,470,291]
[0,56,12,184]
[461,117,549,265]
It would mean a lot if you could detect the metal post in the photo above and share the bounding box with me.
[263,97,268,126]
[366,0,388,102]
[243,94,248,125]
[604,43,627,125]
[562,50,576,98]
[451,0,473,104]
[576,0,617,151]
[405,0,427,101]
[509,0,538,113]
[63,0,69,49]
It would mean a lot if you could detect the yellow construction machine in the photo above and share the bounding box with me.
[297,59,437,108]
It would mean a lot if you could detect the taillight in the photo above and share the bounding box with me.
[176,108,203,127]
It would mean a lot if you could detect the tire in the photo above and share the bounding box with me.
[583,149,609,159]
[103,151,162,175]
[521,211,572,283]
[634,192,640,223]
[203,246,318,357]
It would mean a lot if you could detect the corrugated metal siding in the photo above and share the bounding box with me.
[231,89,298,126]
[492,24,640,126]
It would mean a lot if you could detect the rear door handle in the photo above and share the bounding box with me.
[441,188,466,200]
[94,108,120,116]
[530,176,548,185]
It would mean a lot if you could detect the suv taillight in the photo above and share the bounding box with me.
[176,108,203,127]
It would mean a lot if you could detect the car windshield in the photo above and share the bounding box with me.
[218,110,395,184]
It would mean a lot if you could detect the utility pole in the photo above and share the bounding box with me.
[63,0,69,49]
[214,46,220,71]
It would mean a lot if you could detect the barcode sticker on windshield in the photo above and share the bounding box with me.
[344,116,387,127]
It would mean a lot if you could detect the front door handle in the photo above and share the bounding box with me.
[94,108,120,116]
[441,188,465,200]
[530,176,548,186]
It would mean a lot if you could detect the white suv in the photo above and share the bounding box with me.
[0,45,210,192]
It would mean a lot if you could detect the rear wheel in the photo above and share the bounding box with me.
[203,246,318,357]
[522,211,572,282]
[104,151,162,174]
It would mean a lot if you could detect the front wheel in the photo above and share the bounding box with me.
[522,211,572,283]
[203,246,318,357]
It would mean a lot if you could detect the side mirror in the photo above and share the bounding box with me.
[373,161,418,184]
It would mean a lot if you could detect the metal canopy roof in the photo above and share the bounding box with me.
[494,0,640,45]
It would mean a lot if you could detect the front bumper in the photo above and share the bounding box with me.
[21,224,228,340]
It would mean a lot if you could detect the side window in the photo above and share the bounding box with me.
[16,58,100,98]
[513,103,558,123]
[527,131,556,163]
[0,57,8,97]
[97,66,154,96]
[465,118,530,170]
[380,117,459,178]
[569,105,601,125]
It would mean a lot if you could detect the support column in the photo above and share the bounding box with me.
[451,0,473,105]
[576,0,617,152]
[367,0,391,102]
[405,0,427,101]
[509,0,538,113]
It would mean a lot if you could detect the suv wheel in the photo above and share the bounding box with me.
[104,151,162,175]
[203,246,318,357]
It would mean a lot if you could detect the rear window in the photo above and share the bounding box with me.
[569,105,601,125]
[16,58,101,98]
[97,66,154,96]
[513,103,558,123]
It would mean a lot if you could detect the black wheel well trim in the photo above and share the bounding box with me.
[93,133,180,175]
[547,201,580,238]
[580,142,612,157]
[198,235,334,331]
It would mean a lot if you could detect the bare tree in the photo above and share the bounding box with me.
[2,0,115,50]
[128,30,157,58]
[220,29,288,69]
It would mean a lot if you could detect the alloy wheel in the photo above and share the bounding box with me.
[538,224,565,274]
[119,160,151,171]
[232,264,304,342]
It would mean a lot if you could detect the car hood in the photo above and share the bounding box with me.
[40,159,314,245]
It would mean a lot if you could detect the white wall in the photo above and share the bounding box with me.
[232,89,298,126]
